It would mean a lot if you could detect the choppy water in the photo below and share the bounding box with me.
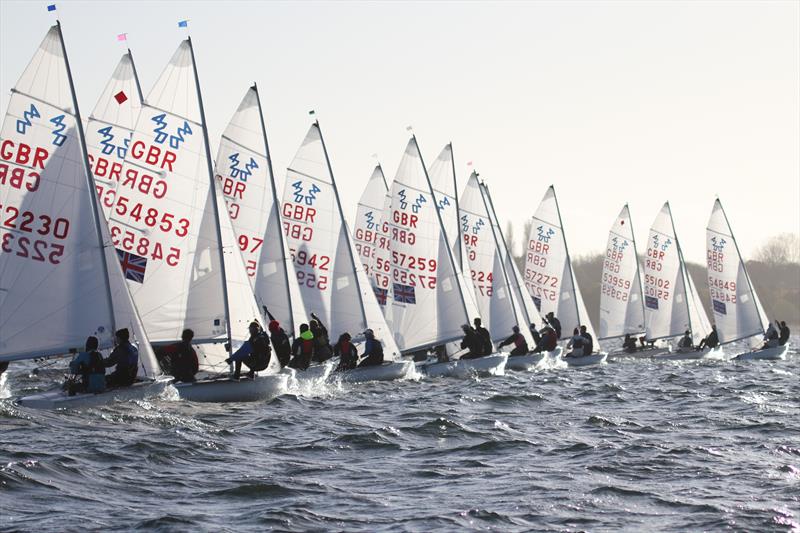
[1,339,799,532]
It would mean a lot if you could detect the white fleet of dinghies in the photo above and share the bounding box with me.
[0,21,792,408]
[706,200,788,361]
[0,24,169,408]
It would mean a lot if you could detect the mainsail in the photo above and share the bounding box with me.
[428,144,462,268]
[599,205,646,339]
[353,165,388,295]
[214,85,304,335]
[0,24,159,377]
[371,186,395,321]
[281,123,399,356]
[387,137,479,352]
[524,186,596,340]
[706,199,767,346]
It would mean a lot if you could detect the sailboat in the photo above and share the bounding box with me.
[643,203,720,361]
[524,186,606,366]
[387,138,507,377]
[280,122,414,382]
[106,39,288,401]
[0,23,168,408]
[706,200,787,360]
[479,181,557,371]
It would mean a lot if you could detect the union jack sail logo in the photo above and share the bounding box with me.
[393,283,416,304]
[373,286,388,306]
[117,249,148,283]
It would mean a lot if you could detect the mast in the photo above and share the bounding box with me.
[551,186,582,329]
[667,202,694,337]
[56,21,116,337]
[414,135,471,324]
[253,83,295,332]
[626,203,647,335]
[316,120,369,331]
[448,143,463,271]
[478,178,522,328]
[187,36,233,354]
[127,48,145,104]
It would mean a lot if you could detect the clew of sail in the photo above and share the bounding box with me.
[599,205,646,339]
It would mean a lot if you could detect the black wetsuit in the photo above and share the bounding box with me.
[289,335,314,370]
[581,332,594,356]
[270,329,292,368]
[548,317,562,339]
[779,325,790,346]
[334,341,358,371]
[475,326,493,355]
[499,332,528,356]
[460,330,484,359]
[105,342,139,388]
[357,338,384,368]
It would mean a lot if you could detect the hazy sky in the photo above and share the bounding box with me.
[1,0,798,263]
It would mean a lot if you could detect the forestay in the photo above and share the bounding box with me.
[599,205,645,339]
[387,138,477,352]
[524,186,596,340]
[281,124,398,356]
[706,199,766,345]
[86,52,143,221]
[0,24,159,378]
[353,165,387,294]
[214,86,304,334]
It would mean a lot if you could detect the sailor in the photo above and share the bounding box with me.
[579,325,594,355]
[677,330,694,350]
[288,323,315,370]
[473,318,493,355]
[762,321,779,349]
[778,321,790,346]
[267,320,292,368]
[309,313,332,362]
[622,334,638,354]
[567,327,584,357]
[104,328,139,388]
[544,312,562,339]
[157,329,198,382]
[498,326,529,356]
[538,326,558,352]
[528,323,541,350]
[459,324,483,359]
[697,325,719,350]
[357,329,385,368]
[334,332,358,371]
[227,322,271,379]
[67,336,105,395]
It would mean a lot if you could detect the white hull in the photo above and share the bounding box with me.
[419,353,507,378]
[608,346,671,360]
[654,345,725,362]
[335,361,418,383]
[281,362,334,383]
[564,352,608,367]
[174,373,288,403]
[17,377,172,409]
[506,347,564,371]
[735,343,789,361]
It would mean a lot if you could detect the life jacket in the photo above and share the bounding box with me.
[513,334,526,351]
[298,330,314,356]
[250,332,271,369]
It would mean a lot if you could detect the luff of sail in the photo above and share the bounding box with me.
[428,144,462,269]
[599,205,646,339]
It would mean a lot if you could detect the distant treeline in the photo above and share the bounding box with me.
[509,232,800,328]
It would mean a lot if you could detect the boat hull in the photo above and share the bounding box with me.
[506,347,564,371]
[335,361,417,383]
[281,362,334,383]
[654,345,725,362]
[608,347,671,360]
[564,352,608,367]
[17,377,171,409]
[174,373,288,403]
[419,353,508,378]
[735,343,789,361]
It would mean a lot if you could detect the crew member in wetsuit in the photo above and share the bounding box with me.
[677,330,694,350]
[157,329,198,382]
[622,334,638,354]
[544,312,562,339]
[289,323,315,370]
[104,328,139,388]
[67,336,105,394]
[567,327,584,357]
[334,332,358,371]
[698,325,719,350]
[498,326,528,356]
[762,321,779,349]
[528,323,541,351]
[267,320,292,368]
[459,324,483,359]
[538,326,558,352]
[778,321,790,346]
[309,313,332,362]
[357,329,384,368]
[579,325,593,355]
[473,317,493,355]
[227,322,271,379]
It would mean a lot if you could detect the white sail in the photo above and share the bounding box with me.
[524,186,595,340]
[281,124,399,356]
[214,86,304,335]
[599,205,646,339]
[86,52,143,221]
[353,165,387,294]
[107,40,229,345]
[0,25,159,377]
[387,137,478,352]
[371,188,395,321]
[683,259,712,346]
[428,144,462,268]
[705,199,766,344]
[459,173,528,344]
